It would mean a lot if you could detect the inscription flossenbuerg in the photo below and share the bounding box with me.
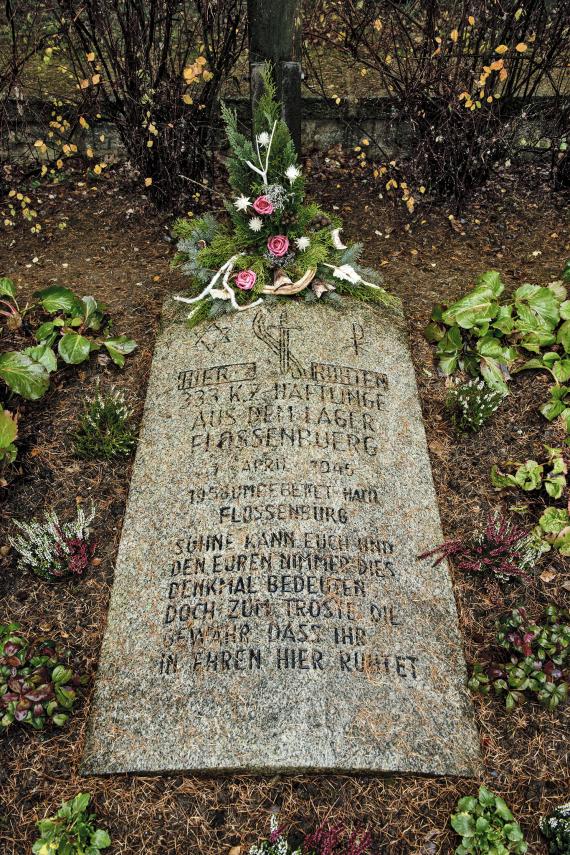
[82,300,480,776]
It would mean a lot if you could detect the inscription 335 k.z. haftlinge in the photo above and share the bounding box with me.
[82,298,480,776]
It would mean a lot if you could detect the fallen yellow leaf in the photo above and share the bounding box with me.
[495,44,508,54]
[144,177,153,187]
[515,42,527,52]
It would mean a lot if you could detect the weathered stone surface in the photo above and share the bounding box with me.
[82,297,480,776]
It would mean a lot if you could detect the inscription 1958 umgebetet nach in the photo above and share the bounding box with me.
[82,299,480,777]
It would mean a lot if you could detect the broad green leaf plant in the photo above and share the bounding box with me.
[33,793,111,855]
[469,606,569,712]
[426,267,570,425]
[450,786,527,854]
[490,446,570,557]
[491,446,567,500]
[0,279,136,402]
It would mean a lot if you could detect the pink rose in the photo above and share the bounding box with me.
[235,269,257,291]
[253,195,274,215]
[267,235,289,257]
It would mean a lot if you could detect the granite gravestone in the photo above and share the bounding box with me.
[82,298,480,776]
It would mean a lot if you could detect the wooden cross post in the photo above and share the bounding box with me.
[247,0,302,153]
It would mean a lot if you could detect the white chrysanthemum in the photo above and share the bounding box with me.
[248,216,263,232]
[257,131,270,147]
[285,164,301,183]
[295,236,310,251]
[233,195,250,211]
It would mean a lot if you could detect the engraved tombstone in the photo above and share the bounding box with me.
[82,298,480,775]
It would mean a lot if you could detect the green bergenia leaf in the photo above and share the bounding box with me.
[71,793,91,815]
[442,282,500,330]
[435,325,463,375]
[0,277,16,299]
[556,320,570,354]
[103,336,137,367]
[58,333,91,365]
[91,829,111,849]
[0,351,50,400]
[476,270,505,297]
[478,787,496,808]
[35,285,83,316]
[451,812,476,837]
[494,796,514,822]
[0,409,18,448]
[23,343,58,374]
[539,507,570,534]
[514,284,560,352]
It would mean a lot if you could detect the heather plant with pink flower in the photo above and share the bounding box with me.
[172,66,396,328]
[303,824,373,855]
[10,503,96,582]
[248,814,301,855]
[420,510,540,583]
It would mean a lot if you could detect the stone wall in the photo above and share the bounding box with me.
[1,95,558,165]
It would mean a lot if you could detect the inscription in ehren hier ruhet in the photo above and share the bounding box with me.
[82,299,480,776]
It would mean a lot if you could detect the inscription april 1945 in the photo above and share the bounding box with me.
[82,299,480,776]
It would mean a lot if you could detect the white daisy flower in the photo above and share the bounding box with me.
[257,132,270,147]
[233,195,250,211]
[285,164,301,183]
[248,216,263,232]
[295,236,310,251]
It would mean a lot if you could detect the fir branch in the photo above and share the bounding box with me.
[254,64,279,134]
[186,299,212,330]
[341,243,364,266]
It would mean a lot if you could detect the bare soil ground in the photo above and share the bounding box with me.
[0,158,568,854]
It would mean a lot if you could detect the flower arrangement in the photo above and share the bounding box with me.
[172,66,396,327]
[10,503,95,582]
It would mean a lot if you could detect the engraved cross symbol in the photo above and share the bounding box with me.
[351,322,365,356]
[193,322,231,353]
